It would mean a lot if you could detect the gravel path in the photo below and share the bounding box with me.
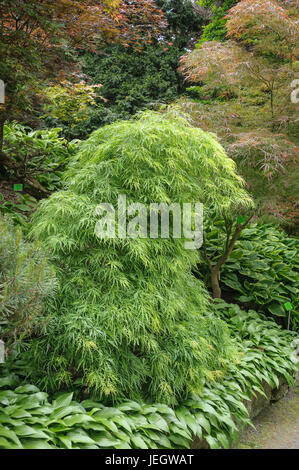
[238,384,299,449]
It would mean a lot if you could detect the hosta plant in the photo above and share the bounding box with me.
[199,222,299,329]
[0,302,297,449]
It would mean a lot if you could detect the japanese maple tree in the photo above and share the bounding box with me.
[180,0,299,120]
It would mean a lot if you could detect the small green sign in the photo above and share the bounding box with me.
[237,215,247,224]
[284,302,293,311]
[14,183,23,192]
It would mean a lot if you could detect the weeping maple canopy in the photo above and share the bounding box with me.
[26,111,252,404]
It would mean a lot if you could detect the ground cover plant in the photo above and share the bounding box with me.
[0,302,297,449]
[198,221,299,330]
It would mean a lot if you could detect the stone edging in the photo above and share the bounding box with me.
[190,376,296,449]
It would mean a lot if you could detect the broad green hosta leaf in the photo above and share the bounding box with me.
[93,436,121,447]
[168,434,190,448]
[193,414,211,434]
[0,375,19,389]
[62,414,95,427]
[0,390,19,406]
[49,405,84,421]
[13,424,50,440]
[205,435,221,449]
[203,223,298,329]
[4,406,32,418]
[147,414,169,433]
[21,439,53,449]
[117,401,142,412]
[66,430,96,445]
[268,303,286,317]
[0,425,22,447]
[15,384,40,394]
[112,416,132,433]
[92,415,118,433]
[52,393,74,409]
[131,434,148,449]
[216,432,230,449]
[0,437,14,448]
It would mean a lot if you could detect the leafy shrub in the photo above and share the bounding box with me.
[3,122,77,193]
[156,0,207,46]
[0,192,38,229]
[0,302,296,449]
[200,222,299,329]
[41,81,104,140]
[0,217,57,353]
[24,111,252,404]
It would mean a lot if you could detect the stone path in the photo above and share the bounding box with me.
[238,383,299,449]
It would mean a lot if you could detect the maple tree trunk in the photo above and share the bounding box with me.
[204,215,254,299]
[211,268,221,299]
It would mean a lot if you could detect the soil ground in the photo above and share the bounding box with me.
[238,383,299,449]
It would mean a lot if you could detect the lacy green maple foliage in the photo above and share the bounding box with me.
[25,111,252,404]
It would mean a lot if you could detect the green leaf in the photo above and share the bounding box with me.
[49,405,83,421]
[194,414,211,434]
[0,425,22,447]
[63,413,94,427]
[66,431,96,445]
[15,384,40,394]
[112,415,132,433]
[216,432,230,449]
[117,401,142,412]
[268,303,285,317]
[147,414,169,433]
[168,434,190,448]
[21,439,53,449]
[92,415,118,432]
[131,434,148,449]
[14,424,50,439]
[206,435,221,449]
[93,436,121,447]
[53,392,73,408]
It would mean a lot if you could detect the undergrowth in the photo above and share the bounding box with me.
[0,302,297,449]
